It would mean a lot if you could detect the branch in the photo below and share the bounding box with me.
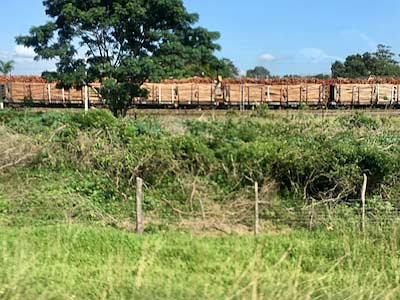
[0,154,35,171]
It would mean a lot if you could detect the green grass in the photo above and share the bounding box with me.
[2,110,400,299]
[1,225,400,300]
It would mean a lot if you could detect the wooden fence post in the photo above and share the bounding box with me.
[199,198,206,221]
[136,177,144,234]
[189,180,196,213]
[254,181,260,236]
[361,174,367,232]
[309,198,315,230]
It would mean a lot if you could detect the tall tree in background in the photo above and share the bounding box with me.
[332,45,400,78]
[0,60,15,76]
[246,66,271,79]
[16,0,223,117]
[217,58,239,78]
[169,56,239,79]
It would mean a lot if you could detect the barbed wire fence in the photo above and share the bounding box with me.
[132,177,400,234]
[265,200,400,230]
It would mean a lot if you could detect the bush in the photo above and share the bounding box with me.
[2,110,400,227]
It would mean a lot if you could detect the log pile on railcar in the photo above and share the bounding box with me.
[2,76,400,109]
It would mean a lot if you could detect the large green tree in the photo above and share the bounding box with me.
[16,0,223,116]
[0,60,15,76]
[168,56,239,79]
[246,66,271,79]
[218,58,240,78]
[331,45,400,78]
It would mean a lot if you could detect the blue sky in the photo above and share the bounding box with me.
[1,0,400,75]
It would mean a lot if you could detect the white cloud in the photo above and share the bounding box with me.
[299,48,343,63]
[14,45,36,58]
[0,47,57,75]
[259,53,276,62]
[13,46,37,63]
[0,46,37,63]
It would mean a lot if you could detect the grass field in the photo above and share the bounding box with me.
[1,109,400,299]
[1,224,400,300]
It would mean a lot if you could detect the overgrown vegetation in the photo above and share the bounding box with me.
[0,109,400,229]
[2,109,400,299]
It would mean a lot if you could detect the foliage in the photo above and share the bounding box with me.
[252,104,270,117]
[2,110,400,228]
[246,66,271,79]
[3,111,400,300]
[332,44,400,78]
[16,0,223,116]
[217,58,240,78]
[311,73,331,79]
[0,60,14,76]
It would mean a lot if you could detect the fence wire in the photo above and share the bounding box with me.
[264,200,400,229]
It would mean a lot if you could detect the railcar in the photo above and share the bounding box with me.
[1,78,400,109]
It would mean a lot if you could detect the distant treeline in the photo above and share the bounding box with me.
[244,45,400,80]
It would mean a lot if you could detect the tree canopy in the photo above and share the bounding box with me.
[246,66,270,79]
[0,60,15,76]
[16,0,225,116]
[331,45,400,78]
[218,58,239,78]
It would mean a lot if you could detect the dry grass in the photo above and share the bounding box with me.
[0,127,39,173]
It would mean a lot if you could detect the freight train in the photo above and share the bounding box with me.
[1,76,400,109]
